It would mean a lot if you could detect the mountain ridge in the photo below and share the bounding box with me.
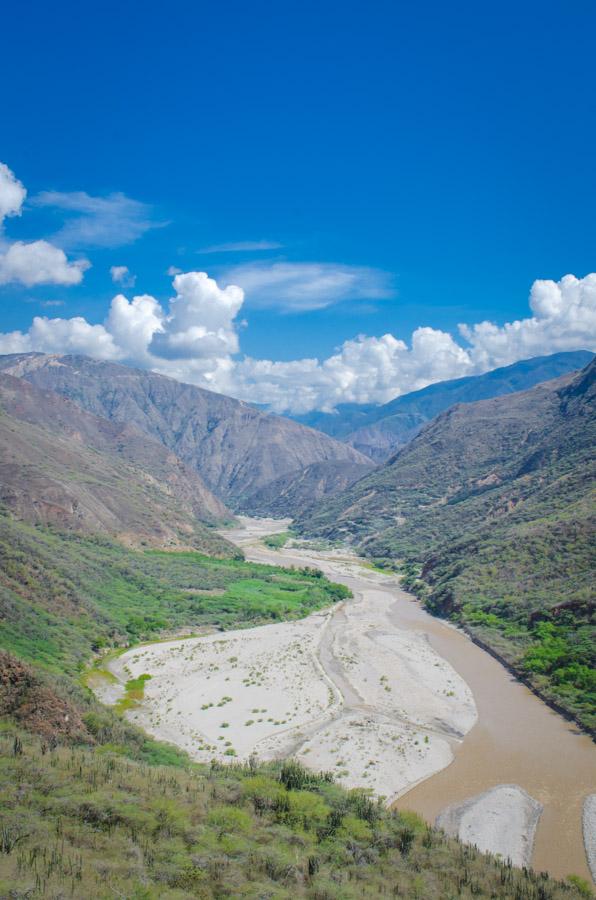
[292,350,594,460]
[0,371,235,555]
[0,353,370,512]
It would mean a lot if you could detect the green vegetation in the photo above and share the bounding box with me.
[298,361,596,734]
[0,513,350,677]
[115,674,153,713]
[412,509,596,733]
[0,727,587,899]
[262,531,291,549]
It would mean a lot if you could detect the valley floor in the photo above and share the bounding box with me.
[94,517,596,885]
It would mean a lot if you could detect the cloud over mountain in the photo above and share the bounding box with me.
[1,264,594,412]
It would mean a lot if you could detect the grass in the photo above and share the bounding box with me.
[0,726,588,899]
[115,674,153,713]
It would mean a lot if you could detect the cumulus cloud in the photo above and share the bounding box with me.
[0,270,594,413]
[199,240,284,253]
[460,273,596,370]
[0,315,118,358]
[0,240,89,286]
[149,272,243,360]
[235,329,473,413]
[110,265,136,287]
[0,162,91,287]
[223,261,395,311]
[31,190,160,249]
[0,163,26,224]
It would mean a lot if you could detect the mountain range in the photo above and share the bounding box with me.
[0,353,371,514]
[0,348,593,733]
[292,350,593,460]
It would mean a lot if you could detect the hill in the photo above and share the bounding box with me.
[293,351,593,460]
[3,720,585,900]
[297,360,596,732]
[238,459,374,517]
[0,353,369,511]
[0,372,233,555]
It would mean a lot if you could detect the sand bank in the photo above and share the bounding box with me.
[436,785,543,868]
[102,520,476,804]
[583,795,596,882]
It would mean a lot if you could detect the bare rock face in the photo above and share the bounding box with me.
[436,784,543,868]
[0,353,369,511]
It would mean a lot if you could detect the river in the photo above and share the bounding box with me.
[227,517,595,884]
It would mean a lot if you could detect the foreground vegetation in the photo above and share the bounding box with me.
[0,724,590,899]
[0,513,350,676]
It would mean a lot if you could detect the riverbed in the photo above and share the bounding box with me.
[227,517,596,883]
[96,516,595,882]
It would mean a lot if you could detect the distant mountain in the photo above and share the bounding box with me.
[297,359,596,732]
[292,351,594,460]
[0,372,235,555]
[0,353,369,512]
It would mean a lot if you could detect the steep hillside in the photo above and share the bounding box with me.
[293,351,593,460]
[0,353,369,510]
[2,724,584,900]
[239,459,374,517]
[297,360,596,731]
[0,373,232,555]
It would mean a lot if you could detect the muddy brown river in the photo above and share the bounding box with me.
[228,517,596,884]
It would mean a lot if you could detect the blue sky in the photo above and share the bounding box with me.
[0,0,595,411]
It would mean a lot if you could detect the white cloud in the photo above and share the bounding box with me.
[0,270,594,413]
[0,240,89,286]
[110,265,136,287]
[199,240,284,253]
[149,272,243,360]
[0,162,91,287]
[167,265,182,276]
[223,261,395,311]
[0,163,26,224]
[460,273,596,370]
[234,328,473,413]
[0,315,117,358]
[106,294,164,362]
[31,190,160,249]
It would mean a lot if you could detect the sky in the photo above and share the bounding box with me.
[0,0,595,412]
